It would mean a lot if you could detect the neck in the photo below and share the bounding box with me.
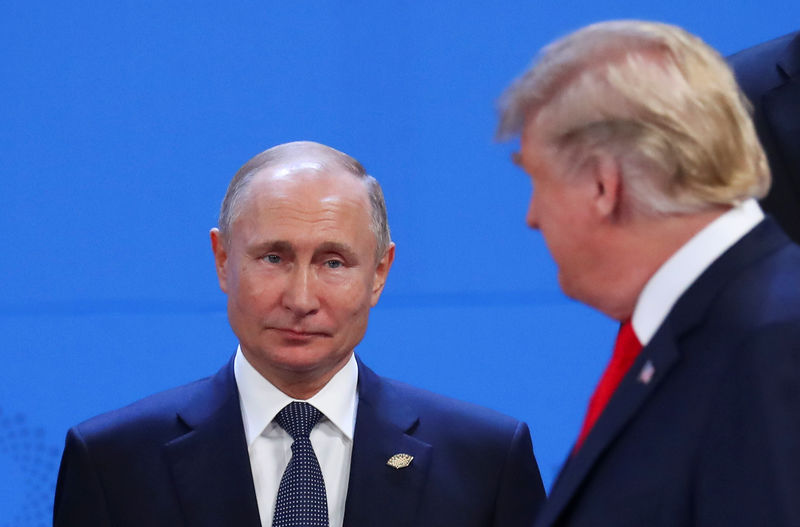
[242,350,353,400]
[598,207,728,321]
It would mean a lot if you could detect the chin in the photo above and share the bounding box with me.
[242,343,316,371]
[556,272,578,299]
[272,349,333,371]
[558,274,595,309]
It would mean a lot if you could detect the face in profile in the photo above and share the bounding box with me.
[518,126,602,306]
[211,167,394,392]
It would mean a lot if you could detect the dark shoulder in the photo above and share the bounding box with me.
[729,31,797,63]
[693,231,800,363]
[704,242,800,406]
[379,375,523,433]
[712,238,800,327]
[71,373,217,446]
[729,31,799,94]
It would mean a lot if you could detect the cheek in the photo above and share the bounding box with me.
[234,269,282,312]
[541,216,584,268]
[323,274,374,317]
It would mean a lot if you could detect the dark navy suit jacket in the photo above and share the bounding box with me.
[534,219,800,526]
[730,31,800,244]
[54,357,546,526]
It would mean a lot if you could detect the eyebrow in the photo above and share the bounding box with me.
[315,241,359,261]
[249,240,294,256]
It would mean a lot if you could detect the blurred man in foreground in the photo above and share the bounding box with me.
[498,21,800,526]
[54,141,545,526]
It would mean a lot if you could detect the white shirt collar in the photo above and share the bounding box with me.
[632,199,764,346]
[233,347,359,447]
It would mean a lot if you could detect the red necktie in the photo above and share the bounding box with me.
[574,320,642,452]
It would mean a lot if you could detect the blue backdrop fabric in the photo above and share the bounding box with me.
[2,2,798,525]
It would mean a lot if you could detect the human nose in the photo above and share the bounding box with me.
[282,266,320,317]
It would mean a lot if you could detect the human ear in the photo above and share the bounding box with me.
[370,242,396,306]
[210,228,229,293]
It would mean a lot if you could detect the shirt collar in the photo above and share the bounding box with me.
[234,347,359,447]
[632,199,764,346]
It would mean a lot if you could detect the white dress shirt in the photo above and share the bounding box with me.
[631,199,764,345]
[234,348,358,527]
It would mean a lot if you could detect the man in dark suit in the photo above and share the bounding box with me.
[54,141,546,526]
[497,21,800,526]
[729,30,800,244]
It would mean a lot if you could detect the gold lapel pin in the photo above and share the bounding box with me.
[386,453,414,469]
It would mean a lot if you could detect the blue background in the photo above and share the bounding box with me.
[2,2,798,524]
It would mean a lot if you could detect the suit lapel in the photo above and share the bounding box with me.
[775,31,800,79]
[538,220,791,527]
[343,358,432,527]
[539,329,681,527]
[165,358,262,527]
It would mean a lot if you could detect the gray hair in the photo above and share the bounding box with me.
[218,141,391,261]
[497,20,769,216]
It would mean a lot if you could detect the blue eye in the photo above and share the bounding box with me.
[264,254,281,264]
[325,260,342,269]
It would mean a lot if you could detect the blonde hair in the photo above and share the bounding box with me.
[498,20,769,215]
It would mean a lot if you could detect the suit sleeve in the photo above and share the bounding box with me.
[53,427,112,527]
[491,421,547,527]
[695,323,800,525]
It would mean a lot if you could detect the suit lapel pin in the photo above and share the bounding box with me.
[637,359,656,384]
[386,453,414,469]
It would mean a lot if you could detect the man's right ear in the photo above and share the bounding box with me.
[209,228,229,293]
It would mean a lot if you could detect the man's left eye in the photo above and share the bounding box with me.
[325,260,343,269]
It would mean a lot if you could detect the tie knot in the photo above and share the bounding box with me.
[276,402,322,440]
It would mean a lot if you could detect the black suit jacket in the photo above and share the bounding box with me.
[534,219,800,526]
[730,31,800,243]
[54,357,546,526]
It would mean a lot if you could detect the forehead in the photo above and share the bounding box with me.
[246,164,368,202]
[232,167,373,240]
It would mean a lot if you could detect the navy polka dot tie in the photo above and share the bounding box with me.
[272,402,329,527]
